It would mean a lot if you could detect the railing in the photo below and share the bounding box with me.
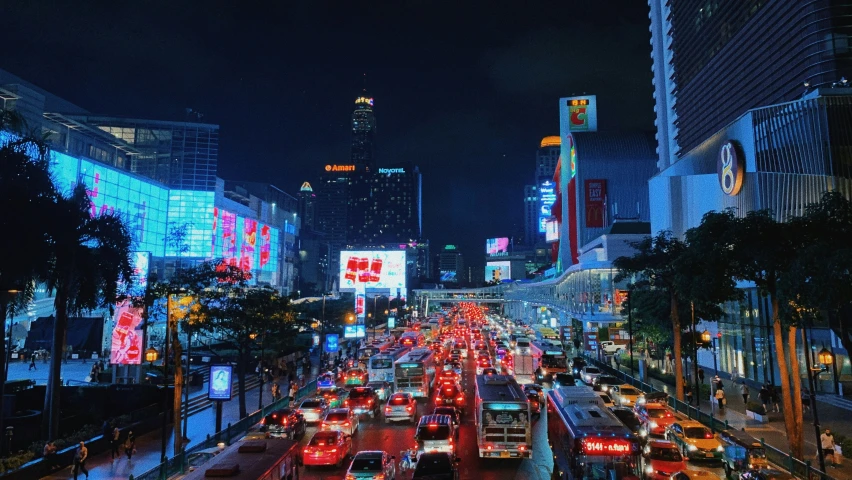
[134,379,318,480]
[582,355,834,480]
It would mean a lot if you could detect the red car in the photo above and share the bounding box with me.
[642,440,687,479]
[635,403,676,437]
[302,431,352,468]
[435,383,466,413]
[436,369,461,386]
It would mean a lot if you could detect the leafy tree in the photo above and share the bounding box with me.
[202,284,296,418]
[43,184,133,440]
[614,232,688,400]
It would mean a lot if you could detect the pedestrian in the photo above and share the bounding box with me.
[29,355,36,371]
[124,431,136,460]
[802,387,812,413]
[770,384,780,412]
[43,441,57,471]
[714,375,724,392]
[73,441,89,479]
[740,381,749,405]
[271,382,281,401]
[289,383,297,405]
[821,429,837,468]
[715,387,726,411]
[698,368,705,384]
[759,385,771,412]
[684,382,693,404]
[111,425,121,459]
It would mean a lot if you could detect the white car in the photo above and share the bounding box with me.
[320,408,359,436]
[580,366,602,385]
[384,392,418,423]
[610,384,643,407]
[345,451,396,480]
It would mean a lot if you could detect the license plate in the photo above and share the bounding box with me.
[706,454,715,458]
[500,451,510,458]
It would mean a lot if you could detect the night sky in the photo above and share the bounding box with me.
[0,1,654,270]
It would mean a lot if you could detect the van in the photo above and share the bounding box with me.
[415,414,456,455]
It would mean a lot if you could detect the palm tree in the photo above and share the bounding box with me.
[42,184,132,440]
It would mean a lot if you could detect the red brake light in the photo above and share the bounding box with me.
[665,411,673,417]
[342,421,350,426]
[456,396,464,402]
[705,432,714,439]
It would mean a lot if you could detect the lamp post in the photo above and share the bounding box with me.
[627,290,634,377]
[803,328,833,472]
[251,332,265,410]
[702,330,718,376]
[161,292,173,463]
[691,302,700,406]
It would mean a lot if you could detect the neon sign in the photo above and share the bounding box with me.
[581,438,634,455]
[325,164,356,172]
[378,168,405,174]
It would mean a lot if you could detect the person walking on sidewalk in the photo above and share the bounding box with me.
[110,425,121,459]
[715,386,726,411]
[28,355,36,371]
[759,385,771,412]
[124,431,136,460]
[770,384,780,412]
[821,429,837,468]
[740,381,749,405]
[698,368,705,385]
[73,441,89,479]
[289,383,297,405]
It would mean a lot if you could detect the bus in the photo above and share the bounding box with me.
[367,346,410,383]
[420,323,437,342]
[358,339,394,363]
[399,331,426,348]
[182,438,300,480]
[394,348,436,398]
[547,386,641,479]
[473,374,531,459]
[531,342,568,381]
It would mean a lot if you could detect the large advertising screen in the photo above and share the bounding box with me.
[339,251,407,291]
[539,181,557,233]
[110,251,150,365]
[485,238,509,255]
[485,261,511,282]
[440,271,458,282]
[209,365,234,400]
[212,207,280,286]
[564,95,598,132]
[545,219,559,243]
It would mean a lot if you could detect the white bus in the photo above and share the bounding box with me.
[358,338,394,363]
[367,346,410,383]
[394,348,436,398]
[474,374,531,459]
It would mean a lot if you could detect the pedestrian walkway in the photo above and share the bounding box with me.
[41,354,321,480]
[8,358,94,384]
[610,361,852,479]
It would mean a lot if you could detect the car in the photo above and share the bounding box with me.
[523,384,544,404]
[476,359,493,375]
[600,340,624,355]
[302,431,353,468]
[319,389,349,408]
[668,469,720,480]
[431,406,460,427]
[436,369,461,386]
[317,372,337,390]
[596,392,616,407]
[435,383,466,412]
[594,375,622,393]
[610,384,643,407]
[415,415,457,454]
[481,367,498,376]
[345,368,369,387]
[411,452,459,480]
[321,407,360,436]
[450,361,463,375]
[345,451,396,480]
[345,387,380,417]
[553,372,576,388]
[385,392,418,423]
[665,421,723,460]
[635,403,676,437]
[580,366,603,385]
[367,381,393,401]
[527,392,542,416]
[643,440,688,479]
[452,342,468,358]
[610,406,644,437]
[297,398,330,424]
[260,408,306,439]
[570,357,587,374]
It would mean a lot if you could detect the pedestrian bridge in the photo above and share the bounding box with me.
[412,286,506,303]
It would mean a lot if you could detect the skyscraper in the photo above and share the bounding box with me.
[649,0,852,170]
[348,163,422,245]
[298,181,316,231]
[351,93,376,168]
[316,163,355,285]
[523,136,561,246]
[523,184,538,246]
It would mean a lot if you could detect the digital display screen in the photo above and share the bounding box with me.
[485,261,511,282]
[339,251,407,291]
[545,219,559,243]
[212,207,280,285]
[568,99,590,106]
[539,181,557,233]
[325,334,339,353]
[344,325,366,338]
[440,271,457,282]
[581,438,635,455]
[209,365,234,400]
[486,238,509,255]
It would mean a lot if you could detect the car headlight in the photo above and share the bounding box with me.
[645,465,654,474]
[639,429,648,437]
[688,445,697,451]
[717,446,724,452]
[649,421,658,429]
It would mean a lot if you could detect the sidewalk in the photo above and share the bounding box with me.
[610,361,852,478]
[42,354,321,480]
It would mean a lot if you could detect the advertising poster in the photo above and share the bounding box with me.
[584,179,607,228]
[388,317,396,329]
[339,250,407,291]
[539,181,557,233]
[344,325,366,339]
[222,210,237,259]
[240,218,257,272]
[325,334,339,353]
[109,302,143,365]
[545,219,559,243]
[485,261,511,282]
[565,95,598,132]
[209,365,234,400]
[440,271,457,282]
[485,238,509,255]
[259,225,271,267]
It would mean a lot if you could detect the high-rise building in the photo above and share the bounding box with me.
[351,93,376,168]
[348,163,422,245]
[523,136,561,246]
[437,245,464,284]
[536,136,561,183]
[649,0,852,170]
[316,163,356,285]
[298,181,316,231]
[523,185,538,245]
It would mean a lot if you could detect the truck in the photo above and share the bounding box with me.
[512,353,536,385]
[599,341,625,355]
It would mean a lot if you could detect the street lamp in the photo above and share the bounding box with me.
[146,348,158,365]
[803,334,833,472]
[250,332,265,410]
[818,347,833,367]
[701,330,718,376]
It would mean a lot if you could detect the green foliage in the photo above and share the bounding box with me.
[745,401,766,415]
[0,451,35,473]
[29,422,102,457]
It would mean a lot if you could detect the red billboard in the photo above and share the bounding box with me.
[584,179,607,228]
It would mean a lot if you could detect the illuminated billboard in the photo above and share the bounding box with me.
[209,365,234,400]
[339,250,407,291]
[212,207,280,285]
[440,271,458,282]
[110,251,150,365]
[545,219,559,243]
[564,95,598,132]
[344,325,367,338]
[539,180,557,233]
[485,261,511,282]
[485,238,509,255]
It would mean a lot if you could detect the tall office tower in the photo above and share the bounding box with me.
[348,163,422,245]
[649,0,852,171]
[351,93,376,169]
[523,185,538,245]
[536,136,561,183]
[298,181,317,231]
[317,164,355,284]
[437,245,464,283]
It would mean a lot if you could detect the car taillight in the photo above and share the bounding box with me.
[374,474,385,480]
[665,411,673,417]
[385,406,392,413]
[342,421,350,426]
[303,447,311,453]
[329,448,337,453]
[456,396,464,402]
[406,405,414,412]
[260,418,266,425]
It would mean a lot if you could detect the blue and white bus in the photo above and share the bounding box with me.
[368,346,410,383]
[394,348,436,398]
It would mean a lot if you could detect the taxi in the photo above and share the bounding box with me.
[344,368,369,387]
[436,369,461,386]
[665,421,723,460]
[610,384,643,407]
[317,372,337,391]
[302,431,352,468]
[476,358,492,375]
[635,401,676,437]
[643,440,688,479]
[297,398,330,424]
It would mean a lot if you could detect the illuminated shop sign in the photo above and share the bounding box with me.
[325,164,356,172]
[565,95,598,132]
[340,251,407,291]
[581,438,634,455]
[717,141,744,196]
[378,168,405,174]
[539,180,557,233]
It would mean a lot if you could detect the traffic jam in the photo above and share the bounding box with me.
[190,302,775,480]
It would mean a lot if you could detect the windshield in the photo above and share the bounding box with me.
[349,389,373,398]
[417,425,451,440]
[309,432,338,445]
[371,358,393,369]
[350,458,382,471]
[598,394,612,403]
[542,355,565,368]
[584,367,600,374]
[684,427,712,438]
[414,455,452,475]
[325,412,348,421]
[300,401,322,409]
[620,387,640,396]
[749,448,767,459]
[649,447,683,461]
[647,409,667,418]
